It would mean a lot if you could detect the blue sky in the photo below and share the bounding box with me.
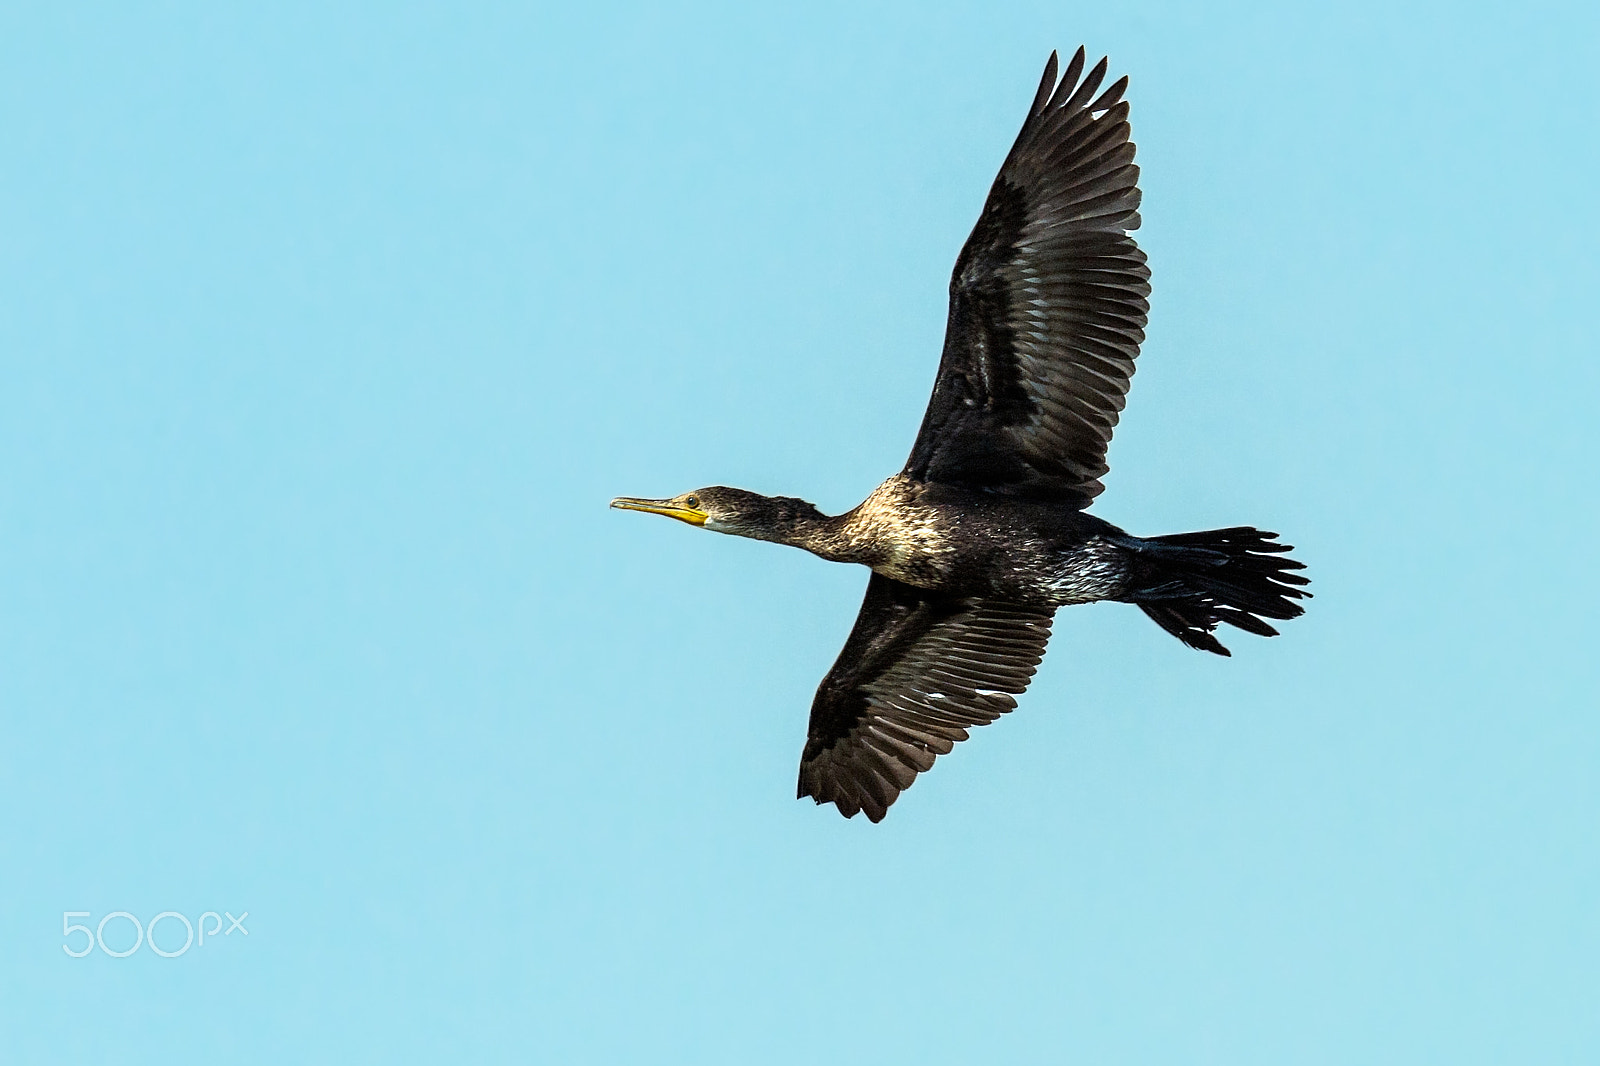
[2,1,1597,1062]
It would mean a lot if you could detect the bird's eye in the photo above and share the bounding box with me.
[685,495,700,509]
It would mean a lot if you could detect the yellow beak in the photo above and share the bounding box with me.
[609,496,709,527]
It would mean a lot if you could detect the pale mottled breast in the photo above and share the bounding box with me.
[838,476,956,588]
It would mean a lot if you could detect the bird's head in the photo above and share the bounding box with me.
[610,486,825,543]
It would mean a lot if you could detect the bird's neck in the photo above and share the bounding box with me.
[750,477,921,568]
[729,500,861,563]
[786,510,859,563]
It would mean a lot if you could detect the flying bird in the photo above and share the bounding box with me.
[612,49,1309,822]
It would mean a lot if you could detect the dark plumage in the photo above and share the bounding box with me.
[612,49,1310,822]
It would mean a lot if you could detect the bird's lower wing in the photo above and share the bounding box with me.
[798,574,1055,822]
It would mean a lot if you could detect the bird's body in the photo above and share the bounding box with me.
[613,49,1310,822]
[744,473,1128,606]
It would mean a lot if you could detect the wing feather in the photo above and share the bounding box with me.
[905,48,1151,505]
[798,574,1055,822]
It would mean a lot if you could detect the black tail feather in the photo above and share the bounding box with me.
[1125,527,1309,656]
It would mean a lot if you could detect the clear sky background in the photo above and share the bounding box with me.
[2,1,1597,1062]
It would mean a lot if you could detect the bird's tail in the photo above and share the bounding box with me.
[1123,527,1309,656]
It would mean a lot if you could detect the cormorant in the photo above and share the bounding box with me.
[612,49,1309,822]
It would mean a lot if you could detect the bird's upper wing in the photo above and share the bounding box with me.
[905,48,1151,507]
[798,574,1055,822]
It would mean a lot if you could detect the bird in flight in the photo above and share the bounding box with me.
[613,49,1309,822]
